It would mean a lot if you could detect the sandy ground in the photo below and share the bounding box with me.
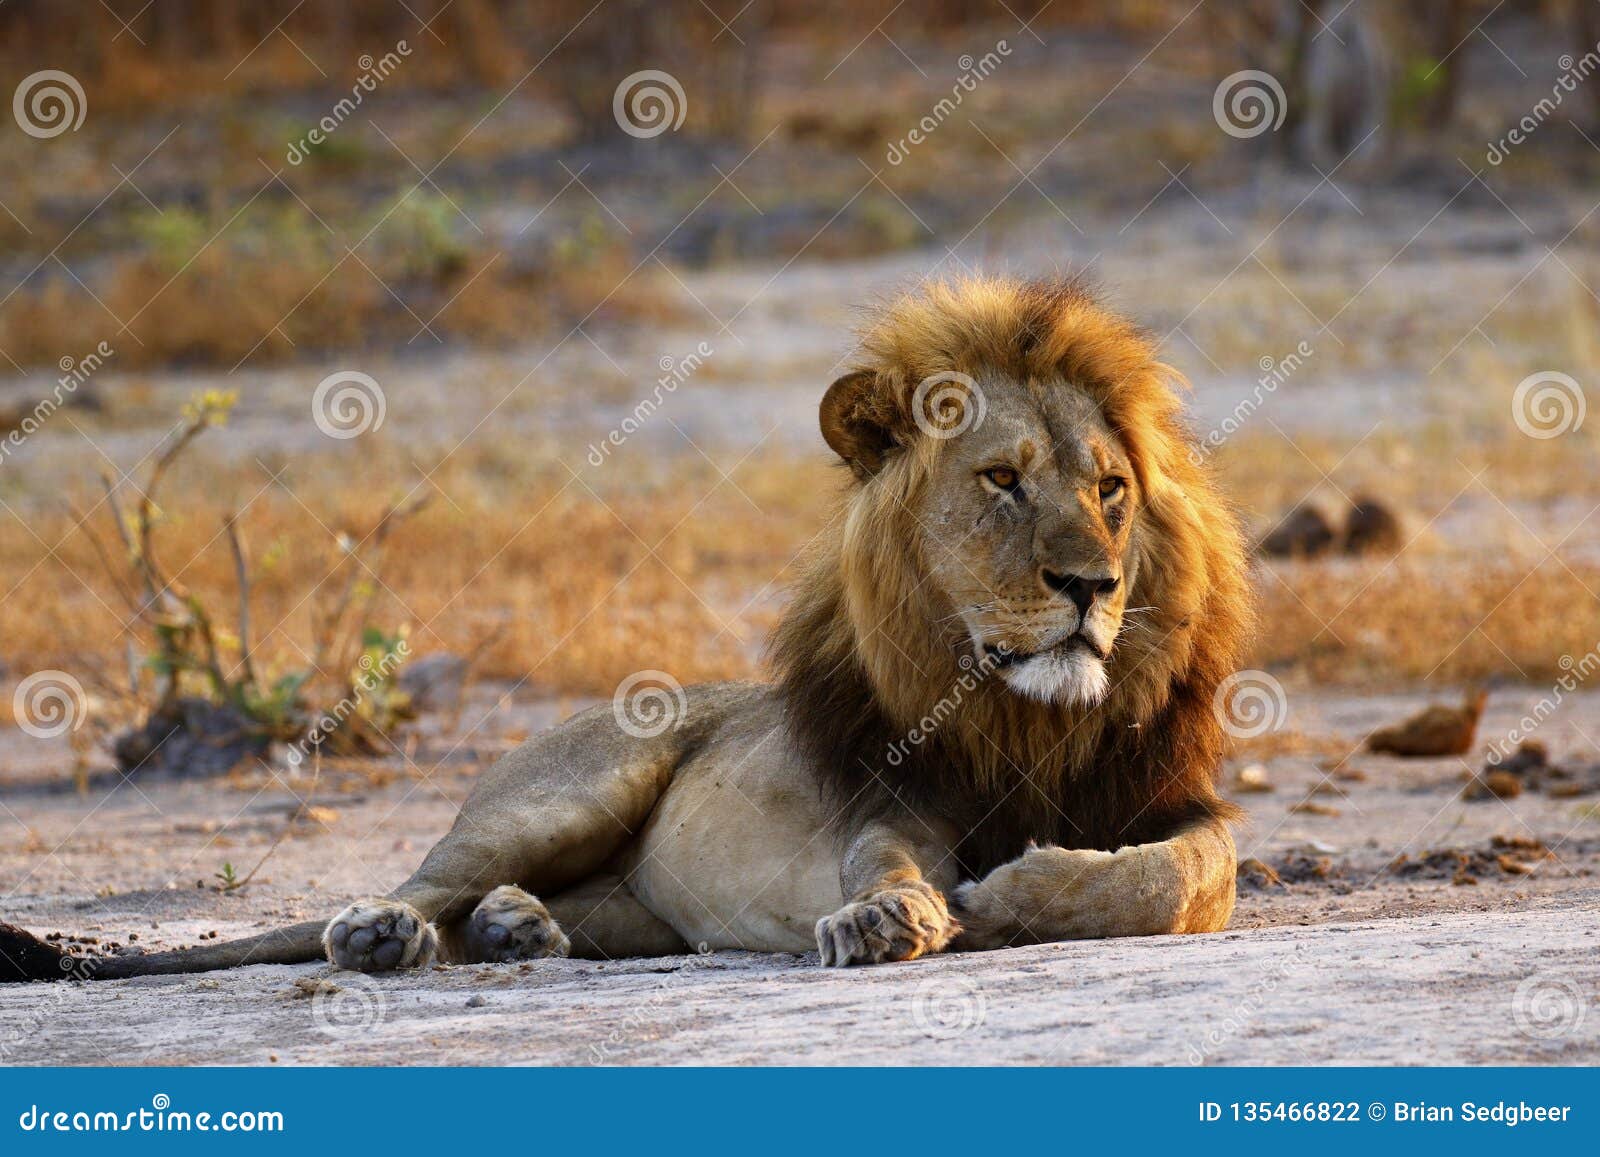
[2,682,1598,1066]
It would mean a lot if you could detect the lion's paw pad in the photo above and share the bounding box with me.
[816,881,956,966]
[465,885,570,963]
[324,899,437,973]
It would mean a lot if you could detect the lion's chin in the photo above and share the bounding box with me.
[996,645,1110,707]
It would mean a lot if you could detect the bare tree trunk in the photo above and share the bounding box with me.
[1581,0,1600,122]
[1426,0,1467,128]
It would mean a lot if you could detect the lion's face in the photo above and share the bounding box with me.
[914,374,1135,706]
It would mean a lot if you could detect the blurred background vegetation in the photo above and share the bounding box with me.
[3,1,1600,777]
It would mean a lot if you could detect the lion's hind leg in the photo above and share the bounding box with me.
[324,899,439,973]
[444,885,571,964]
[321,692,729,972]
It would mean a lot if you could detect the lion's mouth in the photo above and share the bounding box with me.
[983,633,1110,669]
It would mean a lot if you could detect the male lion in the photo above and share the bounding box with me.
[2,277,1251,981]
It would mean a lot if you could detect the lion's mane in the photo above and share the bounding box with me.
[772,276,1253,877]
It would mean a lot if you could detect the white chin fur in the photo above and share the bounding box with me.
[997,646,1109,706]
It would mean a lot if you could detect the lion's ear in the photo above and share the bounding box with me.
[820,370,896,476]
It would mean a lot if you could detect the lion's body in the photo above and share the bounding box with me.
[1,276,1254,984]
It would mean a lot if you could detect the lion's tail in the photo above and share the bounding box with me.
[0,918,326,982]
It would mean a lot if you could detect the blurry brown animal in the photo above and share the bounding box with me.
[1365,687,1489,757]
[1343,497,1402,555]
[1258,503,1338,558]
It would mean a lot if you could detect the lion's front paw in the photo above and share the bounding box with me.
[324,899,438,973]
[815,880,957,966]
[463,885,571,963]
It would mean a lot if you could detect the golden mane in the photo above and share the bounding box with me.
[772,276,1253,876]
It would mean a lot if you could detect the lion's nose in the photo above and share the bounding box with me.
[1041,569,1119,617]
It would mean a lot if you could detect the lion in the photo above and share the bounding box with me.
[1,276,1251,982]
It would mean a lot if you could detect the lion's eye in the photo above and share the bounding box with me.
[1099,476,1125,500]
[983,467,1020,493]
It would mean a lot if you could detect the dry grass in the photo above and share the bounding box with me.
[0,209,661,372]
[1255,556,1600,686]
[0,449,839,702]
[3,418,1596,715]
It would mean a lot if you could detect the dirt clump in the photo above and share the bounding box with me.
[1465,741,1600,800]
[1388,837,1553,885]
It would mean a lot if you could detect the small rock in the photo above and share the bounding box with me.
[1464,770,1522,800]
[1497,739,1548,776]
[1234,763,1273,793]
[113,696,270,778]
[1289,801,1341,817]
[399,653,470,714]
[1236,857,1284,890]
[465,994,488,1008]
